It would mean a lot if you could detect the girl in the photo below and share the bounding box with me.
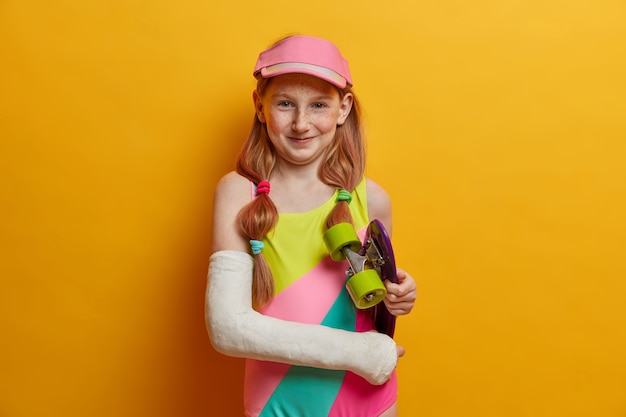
[206,35,417,417]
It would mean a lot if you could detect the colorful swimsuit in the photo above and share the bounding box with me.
[243,178,397,417]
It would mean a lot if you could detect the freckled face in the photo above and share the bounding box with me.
[254,73,353,167]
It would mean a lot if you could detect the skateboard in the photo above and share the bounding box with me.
[323,219,398,338]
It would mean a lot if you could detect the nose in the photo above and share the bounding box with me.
[292,109,309,132]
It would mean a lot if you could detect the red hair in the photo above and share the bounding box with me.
[236,75,366,310]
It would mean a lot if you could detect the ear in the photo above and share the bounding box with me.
[253,90,266,123]
[336,92,354,126]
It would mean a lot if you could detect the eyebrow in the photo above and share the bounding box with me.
[271,92,334,101]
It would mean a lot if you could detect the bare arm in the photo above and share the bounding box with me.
[366,178,393,234]
[366,178,417,316]
[211,171,250,254]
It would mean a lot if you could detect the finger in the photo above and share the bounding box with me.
[385,306,412,316]
[385,290,416,306]
[384,284,400,298]
[395,268,408,283]
[383,298,415,315]
[396,345,406,357]
[385,282,414,298]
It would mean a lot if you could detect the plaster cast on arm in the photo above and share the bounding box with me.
[205,250,398,385]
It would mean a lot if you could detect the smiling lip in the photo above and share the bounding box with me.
[289,136,314,142]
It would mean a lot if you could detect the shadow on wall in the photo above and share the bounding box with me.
[203,351,246,416]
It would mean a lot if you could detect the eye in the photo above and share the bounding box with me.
[312,102,327,109]
[277,101,293,107]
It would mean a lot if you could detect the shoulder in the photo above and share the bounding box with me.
[211,171,252,253]
[214,171,252,202]
[366,178,391,214]
[365,178,392,232]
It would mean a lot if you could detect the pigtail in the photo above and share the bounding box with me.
[236,79,280,310]
[237,181,277,310]
[321,89,366,230]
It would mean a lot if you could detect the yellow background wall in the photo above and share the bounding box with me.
[1,0,625,416]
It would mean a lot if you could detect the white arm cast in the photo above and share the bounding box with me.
[205,250,398,385]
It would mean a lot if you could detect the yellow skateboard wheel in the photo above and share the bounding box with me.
[346,269,386,309]
[323,223,362,261]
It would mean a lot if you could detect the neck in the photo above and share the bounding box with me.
[267,162,336,214]
[270,159,321,184]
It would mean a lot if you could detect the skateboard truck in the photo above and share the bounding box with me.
[323,219,399,337]
[342,242,386,305]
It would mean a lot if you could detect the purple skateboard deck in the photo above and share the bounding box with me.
[363,219,398,338]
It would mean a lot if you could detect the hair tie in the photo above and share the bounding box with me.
[336,189,352,204]
[256,181,270,196]
[250,239,264,255]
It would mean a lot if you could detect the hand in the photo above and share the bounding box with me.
[396,345,406,358]
[383,268,417,316]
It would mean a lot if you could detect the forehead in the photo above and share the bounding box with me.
[265,73,339,97]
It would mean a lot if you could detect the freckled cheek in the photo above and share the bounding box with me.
[266,114,290,137]
[316,117,339,135]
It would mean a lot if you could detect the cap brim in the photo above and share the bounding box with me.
[259,62,348,89]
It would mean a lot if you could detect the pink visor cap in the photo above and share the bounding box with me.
[253,36,353,89]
